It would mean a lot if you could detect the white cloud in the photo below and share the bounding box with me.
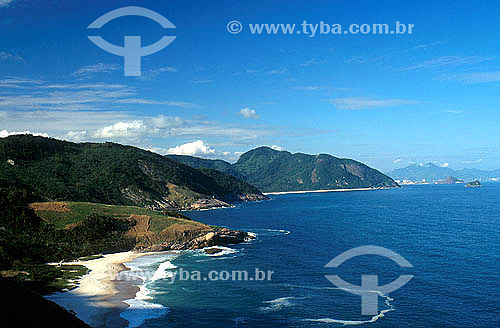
[150,115,185,129]
[270,145,284,151]
[85,113,269,143]
[330,97,419,110]
[0,77,43,88]
[0,129,49,138]
[443,71,500,84]
[393,158,403,164]
[268,68,287,75]
[114,98,195,108]
[138,66,177,80]
[0,81,194,110]
[192,79,213,84]
[345,56,367,64]
[401,56,492,71]
[462,159,483,164]
[413,41,446,49]
[3,108,272,145]
[72,63,120,78]
[300,58,324,67]
[0,51,22,62]
[239,107,259,119]
[167,140,215,156]
[446,110,464,114]
[440,162,449,168]
[93,120,146,139]
[294,86,324,91]
[66,130,87,141]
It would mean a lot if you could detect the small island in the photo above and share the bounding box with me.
[465,180,481,188]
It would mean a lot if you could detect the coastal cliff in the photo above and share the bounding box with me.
[0,188,254,296]
[27,201,254,254]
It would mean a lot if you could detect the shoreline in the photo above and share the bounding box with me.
[263,187,392,195]
[46,251,149,328]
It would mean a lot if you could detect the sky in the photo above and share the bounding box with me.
[1,0,500,172]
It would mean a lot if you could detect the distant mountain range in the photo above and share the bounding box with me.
[0,135,266,210]
[168,146,398,192]
[0,136,397,208]
[387,163,500,182]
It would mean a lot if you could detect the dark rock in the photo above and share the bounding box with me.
[136,228,255,252]
[204,247,223,255]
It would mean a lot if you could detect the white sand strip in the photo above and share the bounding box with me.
[263,187,392,195]
[46,251,144,327]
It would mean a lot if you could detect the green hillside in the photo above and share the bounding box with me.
[0,185,251,294]
[166,154,246,180]
[0,135,266,209]
[170,147,398,192]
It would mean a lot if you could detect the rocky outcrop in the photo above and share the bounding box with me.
[465,180,481,188]
[136,228,254,252]
[236,193,268,202]
[190,198,231,210]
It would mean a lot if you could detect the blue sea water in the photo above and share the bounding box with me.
[121,184,500,327]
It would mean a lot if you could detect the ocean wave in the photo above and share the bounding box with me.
[245,231,257,241]
[248,228,291,237]
[200,246,239,257]
[123,253,177,282]
[258,296,297,312]
[302,292,394,325]
[120,254,178,327]
[151,261,177,282]
[135,283,153,301]
[120,299,169,328]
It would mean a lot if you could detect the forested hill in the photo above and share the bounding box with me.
[168,147,398,192]
[0,135,266,209]
[166,154,246,180]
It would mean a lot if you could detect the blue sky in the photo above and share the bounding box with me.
[1,0,500,172]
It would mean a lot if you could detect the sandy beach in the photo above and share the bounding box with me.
[46,251,145,328]
[263,187,389,195]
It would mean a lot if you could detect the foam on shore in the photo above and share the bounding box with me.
[118,253,178,327]
[302,292,395,325]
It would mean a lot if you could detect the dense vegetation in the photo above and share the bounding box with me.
[198,168,261,197]
[167,154,246,180]
[33,201,191,230]
[0,135,264,209]
[171,146,398,192]
[0,184,136,293]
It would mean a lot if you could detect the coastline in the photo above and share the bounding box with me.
[263,187,391,195]
[46,251,148,328]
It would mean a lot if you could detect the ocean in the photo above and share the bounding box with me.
[119,184,500,327]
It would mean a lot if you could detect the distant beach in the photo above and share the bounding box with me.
[46,251,146,327]
[263,187,389,195]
